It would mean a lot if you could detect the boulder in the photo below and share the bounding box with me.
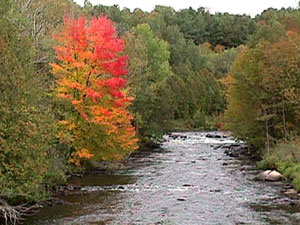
[266,170,283,181]
[256,170,283,181]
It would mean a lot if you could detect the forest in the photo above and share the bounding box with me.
[1,0,300,222]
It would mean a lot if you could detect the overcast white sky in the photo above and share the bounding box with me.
[74,0,299,17]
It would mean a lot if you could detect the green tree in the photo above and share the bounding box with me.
[0,2,62,202]
[223,45,267,149]
[124,24,173,140]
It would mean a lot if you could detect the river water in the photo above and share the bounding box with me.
[25,132,300,225]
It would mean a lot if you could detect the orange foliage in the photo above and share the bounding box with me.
[215,44,224,53]
[51,16,138,165]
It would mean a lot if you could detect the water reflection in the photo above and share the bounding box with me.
[24,174,137,225]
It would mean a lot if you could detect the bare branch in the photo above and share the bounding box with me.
[0,199,41,225]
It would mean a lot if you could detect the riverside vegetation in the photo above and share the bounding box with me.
[1,0,300,223]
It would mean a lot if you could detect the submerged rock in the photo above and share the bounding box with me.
[206,133,225,139]
[284,189,298,195]
[256,170,283,181]
[168,134,187,140]
[223,144,250,158]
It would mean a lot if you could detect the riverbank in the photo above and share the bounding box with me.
[213,138,300,207]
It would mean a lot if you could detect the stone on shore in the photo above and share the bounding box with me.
[256,170,283,181]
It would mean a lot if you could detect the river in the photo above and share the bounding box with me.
[24,132,300,225]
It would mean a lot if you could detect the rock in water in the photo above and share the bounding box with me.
[256,170,283,181]
[284,189,298,195]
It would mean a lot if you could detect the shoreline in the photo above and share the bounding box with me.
[216,140,300,207]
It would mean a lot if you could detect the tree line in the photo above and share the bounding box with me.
[223,7,300,190]
[1,0,300,219]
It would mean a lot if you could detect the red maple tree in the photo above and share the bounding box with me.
[51,16,138,165]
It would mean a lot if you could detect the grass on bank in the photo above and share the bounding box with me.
[258,138,300,190]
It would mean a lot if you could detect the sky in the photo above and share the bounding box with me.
[74,0,299,17]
